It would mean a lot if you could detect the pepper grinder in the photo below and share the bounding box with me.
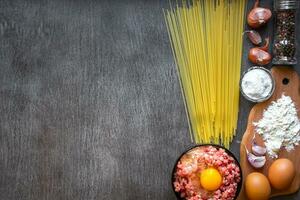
[273,0,299,65]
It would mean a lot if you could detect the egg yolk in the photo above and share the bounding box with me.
[200,168,222,191]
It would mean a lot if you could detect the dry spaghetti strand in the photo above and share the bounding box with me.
[164,0,246,148]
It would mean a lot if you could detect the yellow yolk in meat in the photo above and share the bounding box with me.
[200,168,222,191]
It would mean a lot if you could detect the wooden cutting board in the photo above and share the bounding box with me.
[237,66,300,200]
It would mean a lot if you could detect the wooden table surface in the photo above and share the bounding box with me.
[0,0,299,199]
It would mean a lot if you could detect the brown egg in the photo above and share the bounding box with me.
[268,158,295,190]
[245,172,271,200]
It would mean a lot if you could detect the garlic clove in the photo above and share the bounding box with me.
[248,153,266,168]
[252,135,267,156]
[252,145,267,156]
[244,145,266,168]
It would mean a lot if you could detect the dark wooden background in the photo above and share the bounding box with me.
[0,0,299,199]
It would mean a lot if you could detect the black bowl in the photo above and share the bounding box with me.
[171,144,243,200]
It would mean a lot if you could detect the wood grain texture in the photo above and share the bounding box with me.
[238,67,300,200]
[0,0,299,199]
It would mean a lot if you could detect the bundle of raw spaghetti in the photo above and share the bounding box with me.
[164,0,246,147]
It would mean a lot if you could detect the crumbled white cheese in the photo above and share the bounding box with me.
[253,94,300,158]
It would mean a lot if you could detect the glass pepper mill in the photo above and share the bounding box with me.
[273,0,299,65]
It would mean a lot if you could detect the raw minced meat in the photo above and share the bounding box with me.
[173,146,241,200]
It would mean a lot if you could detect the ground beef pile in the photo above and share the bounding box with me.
[173,146,241,200]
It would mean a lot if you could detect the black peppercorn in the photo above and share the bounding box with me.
[273,0,298,65]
